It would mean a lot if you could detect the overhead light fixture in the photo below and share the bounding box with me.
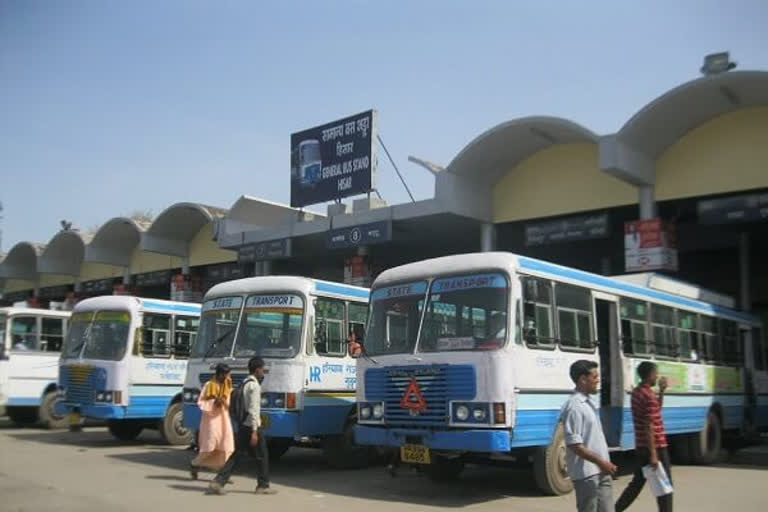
[700,52,737,76]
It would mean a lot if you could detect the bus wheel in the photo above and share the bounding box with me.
[108,420,143,441]
[533,423,574,496]
[690,411,722,465]
[323,420,370,469]
[267,438,292,462]
[424,454,464,482]
[7,407,38,427]
[160,402,193,446]
[39,391,68,429]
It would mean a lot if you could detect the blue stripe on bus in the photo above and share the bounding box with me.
[6,397,41,407]
[518,257,757,323]
[139,300,202,314]
[314,281,369,300]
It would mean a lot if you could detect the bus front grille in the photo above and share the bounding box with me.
[60,365,104,405]
[365,364,476,427]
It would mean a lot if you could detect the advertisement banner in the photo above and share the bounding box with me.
[625,218,678,272]
[525,213,609,246]
[290,110,377,208]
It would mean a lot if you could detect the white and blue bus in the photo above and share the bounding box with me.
[57,296,201,444]
[355,252,768,495]
[0,307,70,428]
[182,276,370,467]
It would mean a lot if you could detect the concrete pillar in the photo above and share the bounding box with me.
[181,257,190,275]
[639,186,657,220]
[73,280,82,294]
[480,223,496,252]
[739,232,751,312]
[262,261,272,276]
[122,268,131,285]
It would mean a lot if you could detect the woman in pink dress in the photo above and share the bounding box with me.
[190,363,235,479]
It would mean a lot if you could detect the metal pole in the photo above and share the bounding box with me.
[377,134,415,203]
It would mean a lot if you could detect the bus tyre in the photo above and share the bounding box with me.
[689,411,722,465]
[323,420,370,469]
[424,455,464,482]
[533,423,573,496]
[159,401,193,446]
[108,420,143,441]
[6,407,38,427]
[267,438,292,462]
[39,391,68,429]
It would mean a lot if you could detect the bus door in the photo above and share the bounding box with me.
[740,325,759,436]
[593,293,623,447]
[0,314,9,405]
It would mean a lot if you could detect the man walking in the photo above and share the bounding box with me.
[208,356,276,495]
[616,361,672,511]
[561,360,617,512]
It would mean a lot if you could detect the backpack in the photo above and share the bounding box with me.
[230,378,250,426]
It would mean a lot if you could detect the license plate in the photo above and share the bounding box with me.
[69,412,81,425]
[400,444,430,464]
[260,413,271,428]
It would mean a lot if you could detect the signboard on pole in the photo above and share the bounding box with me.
[290,110,377,208]
[625,218,678,272]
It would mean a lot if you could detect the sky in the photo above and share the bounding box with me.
[1,0,767,251]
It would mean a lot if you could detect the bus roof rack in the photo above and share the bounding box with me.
[610,272,736,309]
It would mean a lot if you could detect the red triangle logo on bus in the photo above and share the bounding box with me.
[400,378,427,411]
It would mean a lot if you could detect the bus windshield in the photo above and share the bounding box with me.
[191,297,243,359]
[61,312,93,359]
[418,273,509,352]
[82,311,132,361]
[234,294,304,359]
[366,282,428,356]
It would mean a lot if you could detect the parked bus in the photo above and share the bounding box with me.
[354,252,768,495]
[0,307,70,428]
[56,296,201,444]
[183,276,370,467]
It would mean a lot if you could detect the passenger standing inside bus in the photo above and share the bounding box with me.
[616,361,672,512]
[208,356,276,495]
[561,360,617,512]
[190,363,234,479]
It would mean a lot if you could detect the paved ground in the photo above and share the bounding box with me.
[0,420,766,512]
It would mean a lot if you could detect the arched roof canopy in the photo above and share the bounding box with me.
[619,70,768,159]
[447,116,598,186]
[85,217,146,266]
[141,202,227,257]
[38,231,90,275]
[0,242,45,281]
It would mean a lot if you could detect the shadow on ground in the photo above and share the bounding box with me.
[6,426,173,449]
[107,446,561,508]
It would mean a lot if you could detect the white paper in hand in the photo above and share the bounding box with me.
[642,464,673,497]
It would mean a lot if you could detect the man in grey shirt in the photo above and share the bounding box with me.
[560,360,617,512]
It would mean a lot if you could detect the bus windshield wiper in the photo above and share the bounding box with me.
[202,328,235,362]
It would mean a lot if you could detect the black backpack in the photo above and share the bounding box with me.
[230,378,250,426]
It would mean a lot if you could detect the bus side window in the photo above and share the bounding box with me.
[677,310,699,361]
[10,316,39,351]
[347,301,368,351]
[314,298,345,357]
[620,298,650,356]
[521,277,555,348]
[555,283,594,351]
[721,320,739,366]
[753,327,766,371]
[142,314,171,358]
[173,316,199,359]
[41,317,65,352]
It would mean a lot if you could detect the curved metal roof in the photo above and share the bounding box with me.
[447,116,598,185]
[0,242,45,280]
[38,230,91,275]
[618,70,768,158]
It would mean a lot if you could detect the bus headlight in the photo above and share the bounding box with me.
[273,395,285,408]
[372,403,384,419]
[472,407,487,422]
[104,392,113,403]
[96,392,105,402]
[360,405,372,420]
[455,405,470,421]
[261,396,270,407]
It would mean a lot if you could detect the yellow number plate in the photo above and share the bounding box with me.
[69,412,81,425]
[400,444,430,464]
[260,413,271,428]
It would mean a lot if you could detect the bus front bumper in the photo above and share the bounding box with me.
[55,401,126,420]
[354,425,511,452]
[182,404,300,439]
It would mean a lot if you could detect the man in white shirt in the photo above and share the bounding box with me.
[209,356,276,495]
[561,360,617,512]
